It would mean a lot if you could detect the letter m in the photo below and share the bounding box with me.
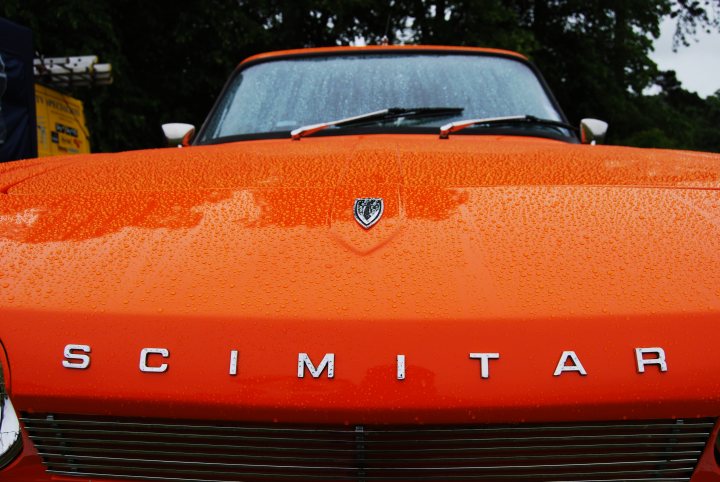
[298,353,335,378]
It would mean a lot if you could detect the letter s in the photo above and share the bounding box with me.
[62,344,91,369]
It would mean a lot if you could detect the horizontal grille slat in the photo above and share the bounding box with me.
[25,436,711,452]
[22,413,715,482]
[37,453,701,472]
[23,425,711,444]
[37,457,704,473]
[40,464,702,480]
[35,446,703,463]
[23,417,715,433]
[43,474,695,482]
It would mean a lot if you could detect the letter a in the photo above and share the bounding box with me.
[553,350,587,376]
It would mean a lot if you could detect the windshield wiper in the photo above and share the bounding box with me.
[291,107,464,140]
[439,115,576,139]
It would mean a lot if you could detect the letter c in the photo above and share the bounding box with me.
[139,348,169,373]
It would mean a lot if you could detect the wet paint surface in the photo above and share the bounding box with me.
[2,134,720,482]
[1,135,720,432]
[1,135,719,320]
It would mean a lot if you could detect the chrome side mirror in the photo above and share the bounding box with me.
[579,118,608,145]
[162,123,195,147]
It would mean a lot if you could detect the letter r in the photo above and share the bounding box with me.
[635,347,667,373]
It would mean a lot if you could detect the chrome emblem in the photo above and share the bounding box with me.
[353,198,384,229]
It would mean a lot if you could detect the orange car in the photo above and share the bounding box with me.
[2,45,720,482]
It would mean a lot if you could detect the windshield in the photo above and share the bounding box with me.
[197,53,565,143]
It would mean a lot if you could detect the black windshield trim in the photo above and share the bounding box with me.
[201,126,579,145]
[194,49,574,145]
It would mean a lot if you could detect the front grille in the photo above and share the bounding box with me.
[21,413,714,481]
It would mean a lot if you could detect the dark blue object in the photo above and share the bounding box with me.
[0,17,37,162]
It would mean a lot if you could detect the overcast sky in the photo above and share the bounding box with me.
[650,17,720,98]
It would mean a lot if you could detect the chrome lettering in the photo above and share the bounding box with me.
[62,344,91,369]
[635,347,667,373]
[553,350,587,376]
[229,350,239,376]
[469,353,500,379]
[56,343,676,380]
[396,354,406,380]
[139,348,169,373]
[297,353,334,378]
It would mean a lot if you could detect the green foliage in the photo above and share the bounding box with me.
[1,0,718,152]
[619,71,720,151]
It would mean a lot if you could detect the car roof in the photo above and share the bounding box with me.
[240,45,528,67]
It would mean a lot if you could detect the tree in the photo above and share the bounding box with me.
[1,0,718,152]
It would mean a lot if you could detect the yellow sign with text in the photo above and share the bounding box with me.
[35,84,90,156]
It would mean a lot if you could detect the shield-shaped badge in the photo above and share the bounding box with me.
[353,198,384,229]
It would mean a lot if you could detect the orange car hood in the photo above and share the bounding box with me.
[1,134,720,423]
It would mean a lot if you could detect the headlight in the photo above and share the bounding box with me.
[0,354,22,470]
